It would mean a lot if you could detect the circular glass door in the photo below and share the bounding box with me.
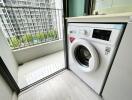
[70,38,99,72]
[74,45,91,68]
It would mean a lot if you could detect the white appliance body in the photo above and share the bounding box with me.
[68,23,125,94]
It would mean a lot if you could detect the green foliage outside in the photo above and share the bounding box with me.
[22,34,33,43]
[47,31,53,38]
[47,30,58,39]
[35,32,47,41]
[53,30,58,39]
[9,37,21,48]
[8,30,58,48]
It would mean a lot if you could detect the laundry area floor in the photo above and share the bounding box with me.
[18,50,65,89]
[18,70,101,100]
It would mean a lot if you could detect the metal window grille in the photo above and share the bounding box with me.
[0,5,63,50]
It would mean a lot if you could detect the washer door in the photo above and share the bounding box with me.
[70,38,99,72]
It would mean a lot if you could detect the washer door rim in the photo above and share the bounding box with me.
[70,38,99,72]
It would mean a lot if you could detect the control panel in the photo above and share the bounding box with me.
[68,23,125,45]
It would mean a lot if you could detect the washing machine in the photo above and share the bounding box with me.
[67,20,126,95]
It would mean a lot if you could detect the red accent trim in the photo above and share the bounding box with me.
[69,36,76,43]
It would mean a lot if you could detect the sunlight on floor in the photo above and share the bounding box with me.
[18,50,65,88]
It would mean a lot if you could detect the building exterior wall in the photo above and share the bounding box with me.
[0,0,57,38]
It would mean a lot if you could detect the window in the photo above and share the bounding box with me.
[2,9,6,13]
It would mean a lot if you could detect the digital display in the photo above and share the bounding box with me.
[92,29,111,41]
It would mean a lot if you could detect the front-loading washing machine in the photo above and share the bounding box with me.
[67,21,126,95]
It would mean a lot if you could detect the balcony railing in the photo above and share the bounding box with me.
[0,6,63,50]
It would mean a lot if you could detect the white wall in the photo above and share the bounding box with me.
[12,92,18,100]
[102,23,132,100]
[0,28,18,83]
[0,74,18,100]
[13,40,64,64]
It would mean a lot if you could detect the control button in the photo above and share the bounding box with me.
[84,30,90,36]
[84,30,89,35]
[79,30,85,34]
[79,30,89,35]
[69,30,76,34]
[69,31,73,33]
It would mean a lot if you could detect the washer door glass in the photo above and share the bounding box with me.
[74,45,91,67]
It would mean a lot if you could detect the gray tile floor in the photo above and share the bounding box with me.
[18,50,65,89]
[18,70,102,100]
